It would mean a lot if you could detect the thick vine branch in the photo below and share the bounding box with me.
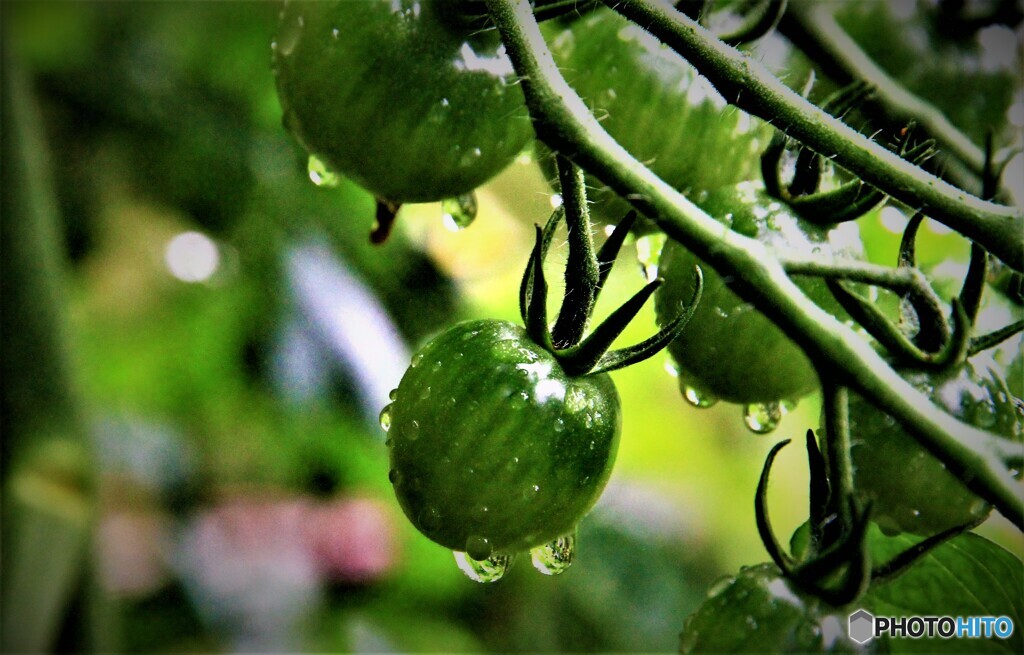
[605,0,1024,272]
[485,0,1023,528]
[777,2,1008,200]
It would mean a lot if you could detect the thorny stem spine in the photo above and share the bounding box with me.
[484,0,1023,529]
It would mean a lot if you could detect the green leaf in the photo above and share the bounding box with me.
[862,530,1023,654]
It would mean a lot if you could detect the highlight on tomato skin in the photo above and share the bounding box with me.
[382,319,621,572]
[272,0,533,205]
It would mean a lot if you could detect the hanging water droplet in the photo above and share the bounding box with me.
[379,404,392,431]
[454,550,513,583]
[465,535,493,561]
[635,233,667,282]
[441,192,478,231]
[683,385,718,408]
[531,532,576,575]
[389,388,398,401]
[664,359,679,377]
[743,402,783,434]
[388,468,401,485]
[307,154,339,187]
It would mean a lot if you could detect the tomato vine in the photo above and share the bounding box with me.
[482,0,1023,532]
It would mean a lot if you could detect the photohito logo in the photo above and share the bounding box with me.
[848,609,1015,644]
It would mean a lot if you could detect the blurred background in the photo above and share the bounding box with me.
[2,2,1021,653]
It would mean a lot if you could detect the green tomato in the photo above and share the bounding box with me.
[273,0,532,204]
[386,320,621,559]
[680,563,876,654]
[655,182,864,405]
[846,354,1023,537]
[834,0,1019,147]
[539,8,773,224]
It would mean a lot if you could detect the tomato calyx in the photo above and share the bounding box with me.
[761,81,936,226]
[520,156,704,377]
[754,430,983,606]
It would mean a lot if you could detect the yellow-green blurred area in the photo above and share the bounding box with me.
[2,2,1021,653]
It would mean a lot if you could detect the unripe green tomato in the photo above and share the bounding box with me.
[273,0,533,203]
[846,354,1022,536]
[539,8,773,224]
[680,563,876,653]
[386,320,621,558]
[654,182,864,404]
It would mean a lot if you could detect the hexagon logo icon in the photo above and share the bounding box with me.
[848,609,875,644]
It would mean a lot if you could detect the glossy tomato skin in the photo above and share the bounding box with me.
[540,8,772,224]
[847,355,1022,537]
[273,0,532,203]
[655,182,864,404]
[680,563,875,654]
[388,320,621,557]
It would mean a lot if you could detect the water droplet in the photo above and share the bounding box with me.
[743,402,783,434]
[410,352,424,368]
[635,233,667,282]
[379,404,392,431]
[664,359,679,377]
[454,550,513,583]
[418,506,441,531]
[420,386,432,400]
[406,419,420,440]
[389,388,398,401]
[465,535,493,561]
[684,385,719,408]
[388,468,401,485]
[441,193,478,231]
[307,154,339,187]
[531,532,576,575]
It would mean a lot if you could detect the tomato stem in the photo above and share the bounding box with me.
[552,155,600,348]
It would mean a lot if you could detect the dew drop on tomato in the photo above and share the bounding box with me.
[454,550,513,583]
[531,532,576,575]
[683,385,719,409]
[378,404,392,431]
[743,401,783,434]
[441,192,478,231]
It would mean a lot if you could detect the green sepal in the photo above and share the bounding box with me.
[587,265,703,375]
[959,241,988,326]
[524,225,554,350]
[756,439,798,572]
[519,207,563,325]
[556,279,665,377]
[969,320,1024,357]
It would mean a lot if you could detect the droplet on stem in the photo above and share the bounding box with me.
[379,403,392,432]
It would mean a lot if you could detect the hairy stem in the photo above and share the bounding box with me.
[485,0,1023,529]
[778,2,1008,200]
[605,0,1024,272]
